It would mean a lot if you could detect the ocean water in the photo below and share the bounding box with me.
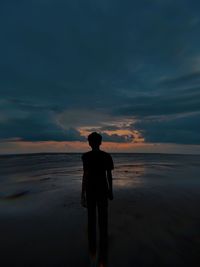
[0,153,200,199]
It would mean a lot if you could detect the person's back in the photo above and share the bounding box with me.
[81,132,114,267]
[82,150,113,199]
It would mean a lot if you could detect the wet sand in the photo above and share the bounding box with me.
[1,180,200,266]
[0,153,200,266]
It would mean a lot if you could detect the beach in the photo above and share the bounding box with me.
[0,153,200,266]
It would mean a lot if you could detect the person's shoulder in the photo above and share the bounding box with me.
[82,151,92,159]
[100,150,112,158]
[100,150,114,169]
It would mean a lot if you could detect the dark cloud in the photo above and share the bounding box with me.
[101,132,134,143]
[1,0,200,146]
[98,125,122,131]
[114,91,200,117]
[84,125,122,132]
[0,105,134,143]
[133,113,200,144]
[0,112,85,142]
[159,72,200,89]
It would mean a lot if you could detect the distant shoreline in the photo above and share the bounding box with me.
[0,152,200,157]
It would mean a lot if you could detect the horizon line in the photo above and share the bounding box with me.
[0,151,200,157]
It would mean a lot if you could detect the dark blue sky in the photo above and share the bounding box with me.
[1,0,200,153]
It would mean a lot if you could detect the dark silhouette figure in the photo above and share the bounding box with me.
[81,132,114,267]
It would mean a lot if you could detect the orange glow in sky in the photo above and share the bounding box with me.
[0,140,200,155]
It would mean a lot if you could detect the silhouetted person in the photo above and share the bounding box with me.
[81,132,114,267]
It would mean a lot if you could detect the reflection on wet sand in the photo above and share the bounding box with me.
[113,163,146,188]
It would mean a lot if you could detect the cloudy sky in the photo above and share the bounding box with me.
[1,0,200,154]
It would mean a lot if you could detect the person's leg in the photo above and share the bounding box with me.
[87,200,97,259]
[98,201,108,266]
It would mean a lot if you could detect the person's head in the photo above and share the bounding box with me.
[88,132,102,150]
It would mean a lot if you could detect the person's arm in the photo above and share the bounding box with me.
[81,170,87,207]
[107,169,113,200]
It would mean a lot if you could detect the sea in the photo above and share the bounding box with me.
[0,153,200,199]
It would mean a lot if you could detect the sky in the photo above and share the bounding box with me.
[0,0,200,154]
